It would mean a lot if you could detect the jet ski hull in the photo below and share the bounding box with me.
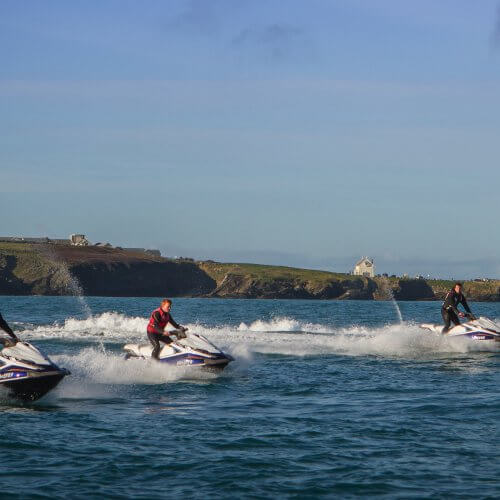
[123,332,233,371]
[0,369,69,402]
[420,316,500,349]
[124,350,233,370]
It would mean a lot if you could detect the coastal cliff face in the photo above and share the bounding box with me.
[197,262,500,302]
[1,243,499,300]
[198,262,376,299]
[72,260,215,297]
[0,243,215,297]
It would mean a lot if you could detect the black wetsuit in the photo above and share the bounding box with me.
[0,312,17,346]
[441,289,471,333]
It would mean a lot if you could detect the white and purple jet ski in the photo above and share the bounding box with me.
[420,316,500,348]
[0,339,70,401]
[123,330,233,370]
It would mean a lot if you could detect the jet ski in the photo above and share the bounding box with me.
[123,329,233,370]
[0,338,70,401]
[420,315,500,347]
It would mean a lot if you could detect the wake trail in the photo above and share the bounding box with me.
[16,313,499,358]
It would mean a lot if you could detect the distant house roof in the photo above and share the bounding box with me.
[355,257,373,266]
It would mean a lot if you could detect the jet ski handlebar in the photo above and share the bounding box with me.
[171,328,188,339]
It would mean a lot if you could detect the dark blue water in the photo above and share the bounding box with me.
[1,297,499,499]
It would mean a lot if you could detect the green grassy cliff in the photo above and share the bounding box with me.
[197,261,375,299]
[1,242,499,300]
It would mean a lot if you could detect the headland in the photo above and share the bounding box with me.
[1,242,498,300]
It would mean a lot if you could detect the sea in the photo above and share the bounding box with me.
[1,296,499,499]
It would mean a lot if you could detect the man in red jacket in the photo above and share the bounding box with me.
[147,299,187,359]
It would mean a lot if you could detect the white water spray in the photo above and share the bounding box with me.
[379,277,403,323]
[18,312,498,358]
[38,245,92,318]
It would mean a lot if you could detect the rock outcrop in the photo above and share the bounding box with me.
[1,243,499,300]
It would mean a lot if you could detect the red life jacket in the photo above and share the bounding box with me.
[147,307,171,333]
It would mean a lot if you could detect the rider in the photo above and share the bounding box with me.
[441,282,473,333]
[147,299,187,359]
[0,311,18,346]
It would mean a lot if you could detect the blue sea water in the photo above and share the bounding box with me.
[1,296,499,499]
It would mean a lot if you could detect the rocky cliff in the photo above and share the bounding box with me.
[0,243,214,297]
[1,243,499,301]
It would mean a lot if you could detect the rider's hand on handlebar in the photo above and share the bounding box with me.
[458,312,465,318]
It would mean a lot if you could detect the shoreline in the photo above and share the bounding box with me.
[1,242,499,301]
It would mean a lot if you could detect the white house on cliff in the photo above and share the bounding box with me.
[353,257,375,278]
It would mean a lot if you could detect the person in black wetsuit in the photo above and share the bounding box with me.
[0,311,18,346]
[441,283,473,333]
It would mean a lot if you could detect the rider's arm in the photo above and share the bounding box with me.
[0,313,17,340]
[460,295,471,314]
[168,315,181,330]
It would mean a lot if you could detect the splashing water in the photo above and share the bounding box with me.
[53,347,217,387]
[37,245,92,318]
[16,312,498,358]
[379,277,403,323]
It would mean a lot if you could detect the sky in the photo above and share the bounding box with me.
[1,0,500,279]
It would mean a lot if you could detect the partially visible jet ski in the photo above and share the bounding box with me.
[123,329,233,370]
[420,315,500,347]
[0,338,70,401]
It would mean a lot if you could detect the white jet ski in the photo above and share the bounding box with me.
[123,329,233,370]
[0,338,70,401]
[420,315,500,347]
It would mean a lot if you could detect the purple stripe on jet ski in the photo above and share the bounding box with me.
[0,371,27,379]
[458,332,496,340]
[159,353,206,365]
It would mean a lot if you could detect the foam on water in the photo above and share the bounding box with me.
[16,312,499,359]
[48,347,220,399]
[20,312,147,340]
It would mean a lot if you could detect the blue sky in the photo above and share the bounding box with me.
[1,0,500,278]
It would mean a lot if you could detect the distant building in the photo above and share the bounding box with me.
[70,234,89,246]
[353,257,375,278]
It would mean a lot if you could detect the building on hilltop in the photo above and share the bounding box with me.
[70,234,89,246]
[353,257,375,278]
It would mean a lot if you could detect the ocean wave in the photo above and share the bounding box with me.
[52,348,217,389]
[15,312,499,358]
[18,312,147,340]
